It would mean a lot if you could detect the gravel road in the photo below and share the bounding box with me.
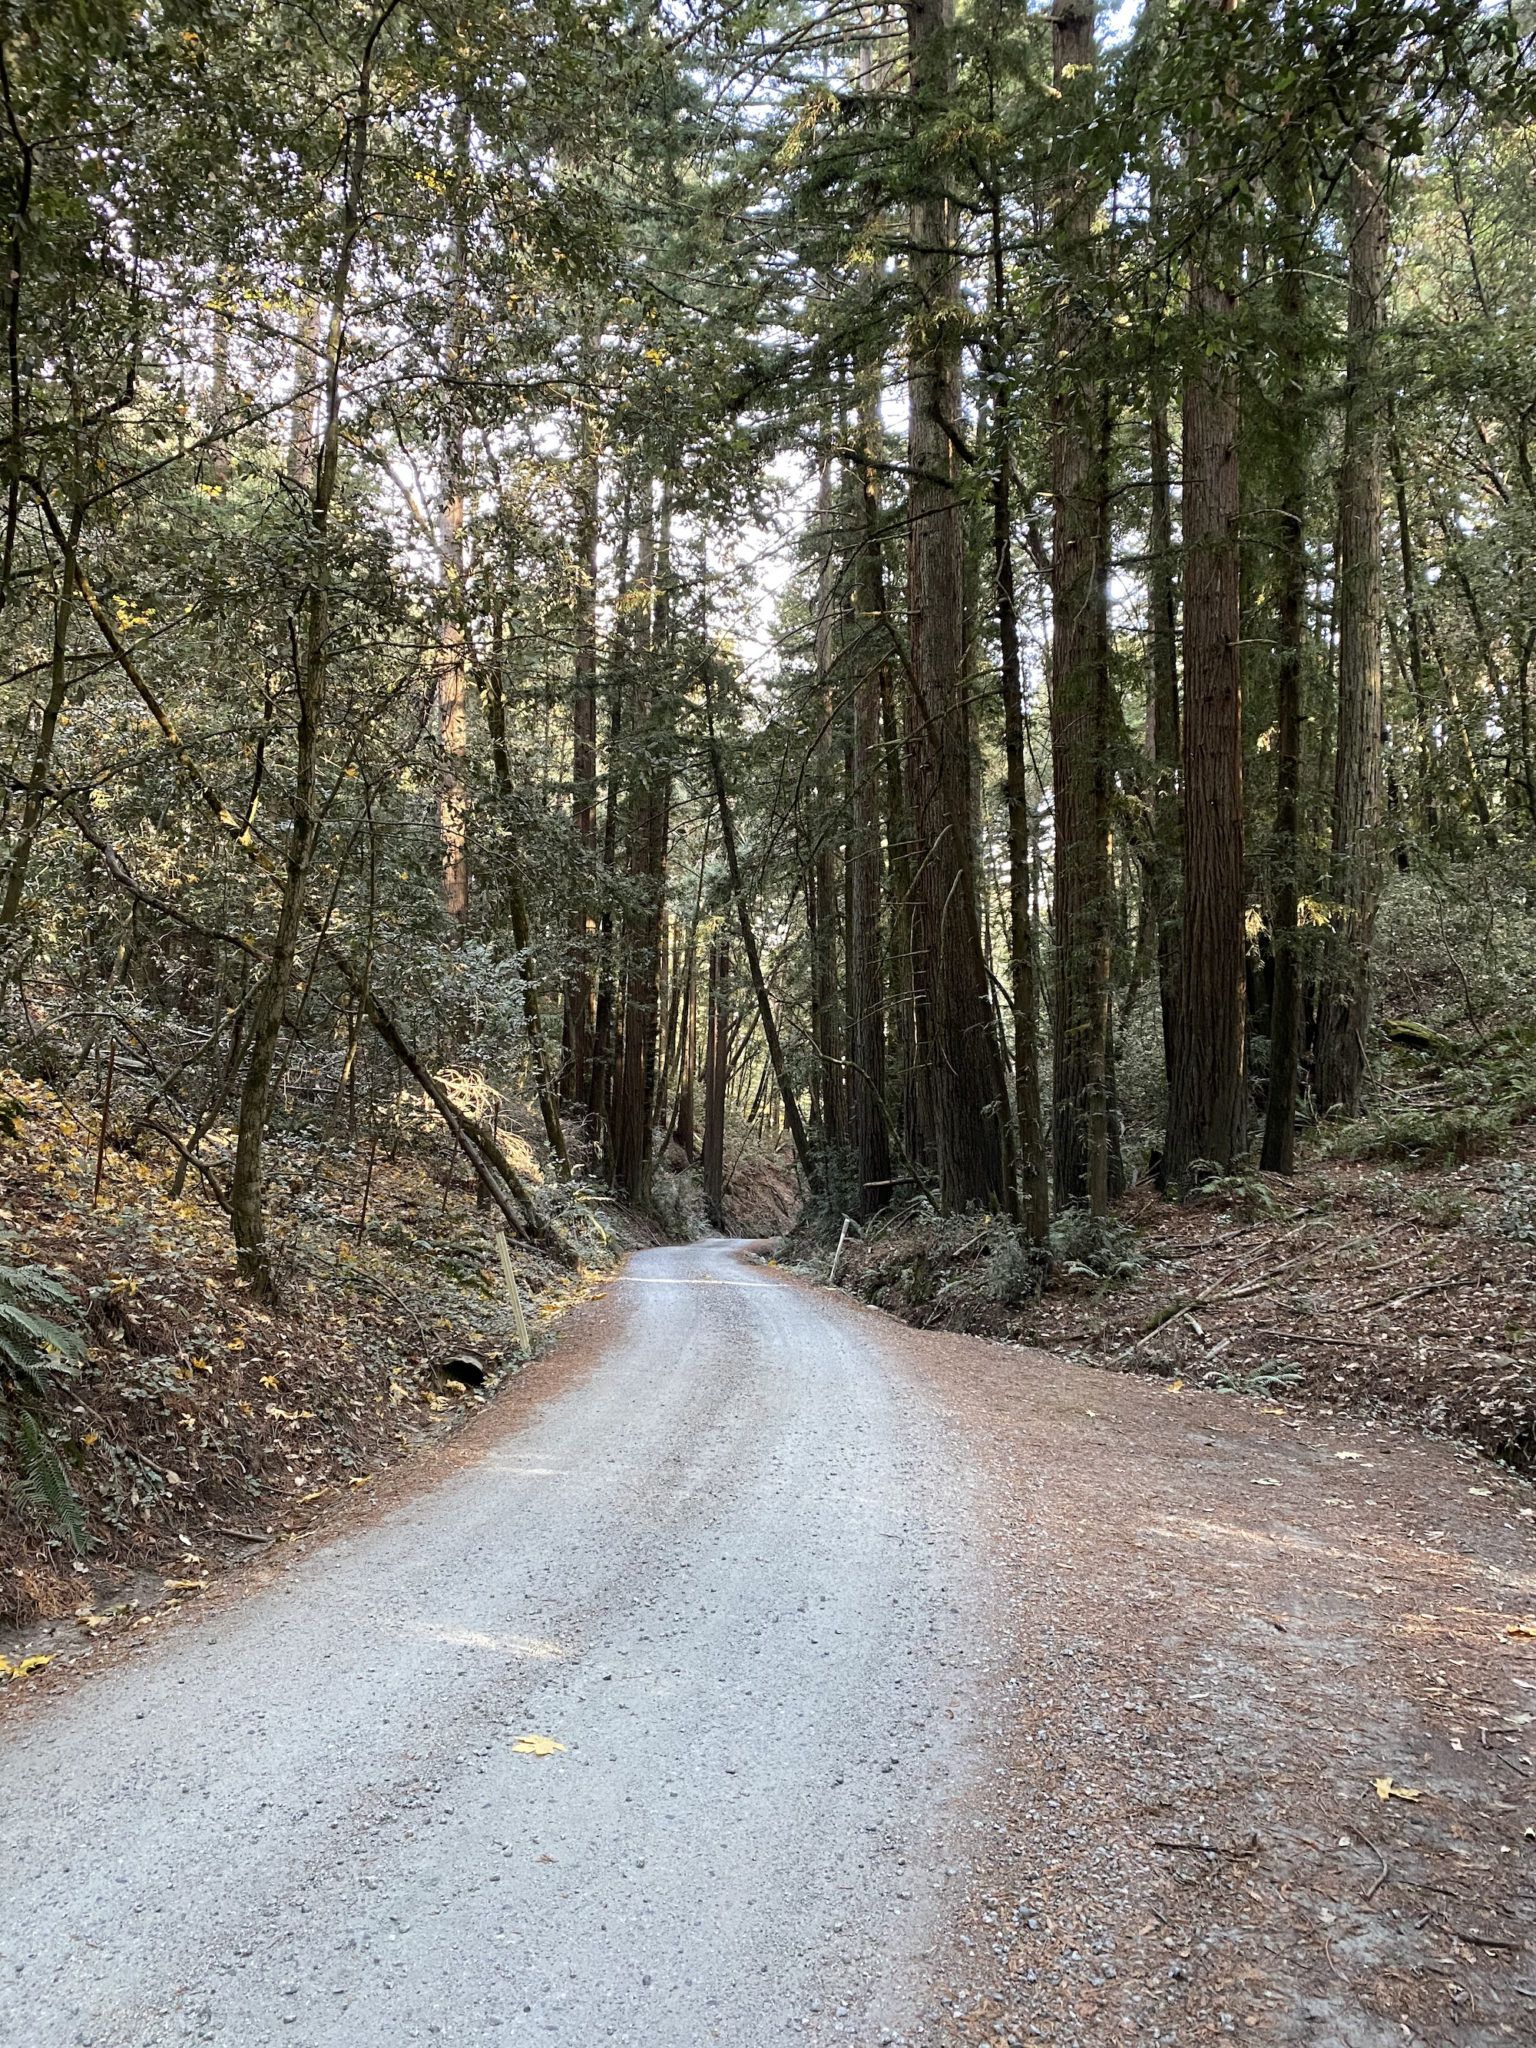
[0,1240,991,2047]
[5,1237,1533,2048]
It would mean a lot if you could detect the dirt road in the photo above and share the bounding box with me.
[2,1239,1532,2046]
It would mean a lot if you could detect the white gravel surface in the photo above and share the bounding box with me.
[0,1239,989,2047]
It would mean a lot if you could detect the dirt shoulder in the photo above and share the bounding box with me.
[835,1291,1536,2046]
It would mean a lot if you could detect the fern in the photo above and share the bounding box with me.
[3,1409,86,1556]
[0,1249,88,1553]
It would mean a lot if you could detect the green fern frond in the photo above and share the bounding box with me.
[5,1409,87,1555]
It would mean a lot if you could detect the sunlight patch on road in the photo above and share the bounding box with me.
[409,1624,570,1660]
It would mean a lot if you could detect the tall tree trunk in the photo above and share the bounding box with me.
[702,933,730,1226]
[586,485,634,1141]
[986,193,1048,1243]
[1165,0,1246,1186]
[1386,419,1438,840]
[1314,132,1389,1117]
[563,393,600,1100]
[1047,0,1113,1214]
[903,0,1009,1212]
[1146,370,1181,1111]
[810,447,847,1155]
[1260,165,1311,1174]
[436,426,471,926]
[610,480,671,1203]
[848,367,896,1219]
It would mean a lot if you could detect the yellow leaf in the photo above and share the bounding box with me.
[4,1654,53,1679]
[1374,1776,1422,1802]
[511,1734,565,1757]
[1505,1620,1536,1639]
[163,1578,206,1593]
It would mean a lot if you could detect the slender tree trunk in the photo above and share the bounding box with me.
[1314,132,1388,1117]
[1260,169,1310,1173]
[1146,372,1181,1109]
[810,447,847,1155]
[986,195,1048,1243]
[903,0,1010,1212]
[1047,0,1113,1214]
[1386,421,1438,839]
[702,934,730,1226]
[1165,0,1246,1185]
[848,367,896,1219]
[610,480,671,1203]
[564,395,600,1099]
[436,427,471,926]
[586,488,633,1143]
[285,301,324,486]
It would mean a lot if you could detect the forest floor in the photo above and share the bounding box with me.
[0,1065,630,1658]
[801,1137,1536,1478]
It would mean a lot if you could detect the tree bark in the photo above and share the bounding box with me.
[1047,0,1113,1214]
[563,391,600,1100]
[1260,165,1310,1174]
[1314,132,1389,1117]
[902,0,1010,1212]
[1146,371,1181,1111]
[986,193,1048,1243]
[702,934,730,1226]
[849,363,895,1219]
[1164,0,1246,1185]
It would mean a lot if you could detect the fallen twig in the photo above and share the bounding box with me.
[1347,1820,1390,1903]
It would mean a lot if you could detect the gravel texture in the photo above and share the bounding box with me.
[3,1238,1533,2047]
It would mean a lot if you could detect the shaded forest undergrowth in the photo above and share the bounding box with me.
[791,873,1536,1484]
[0,1063,793,1655]
[796,1114,1536,1483]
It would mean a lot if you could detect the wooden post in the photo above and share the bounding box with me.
[495,1229,532,1359]
[92,1041,117,1209]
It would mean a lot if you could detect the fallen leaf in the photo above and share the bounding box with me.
[1504,1620,1536,1639]
[163,1578,206,1593]
[1,1654,53,1680]
[511,1734,565,1757]
[1374,1776,1422,1802]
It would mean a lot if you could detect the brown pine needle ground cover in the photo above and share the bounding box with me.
[0,1069,618,1644]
